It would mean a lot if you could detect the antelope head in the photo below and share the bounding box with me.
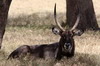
[52,4,83,58]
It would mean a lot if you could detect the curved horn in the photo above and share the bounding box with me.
[70,14,80,31]
[54,3,65,31]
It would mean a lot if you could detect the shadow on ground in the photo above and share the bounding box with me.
[7,12,65,28]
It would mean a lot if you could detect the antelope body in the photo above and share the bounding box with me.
[8,4,83,60]
[8,43,59,59]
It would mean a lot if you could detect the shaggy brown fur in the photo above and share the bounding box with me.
[8,28,77,60]
[7,39,74,60]
[8,43,59,59]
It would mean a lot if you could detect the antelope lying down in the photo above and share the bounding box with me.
[8,4,83,60]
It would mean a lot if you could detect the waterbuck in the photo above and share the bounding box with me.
[8,4,83,60]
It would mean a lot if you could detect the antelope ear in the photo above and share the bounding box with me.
[52,27,62,35]
[73,30,84,36]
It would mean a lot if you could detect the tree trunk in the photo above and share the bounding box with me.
[0,0,12,49]
[66,0,99,31]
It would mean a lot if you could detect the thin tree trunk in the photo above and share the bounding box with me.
[66,0,99,31]
[0,0,12,49]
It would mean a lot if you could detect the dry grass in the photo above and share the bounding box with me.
[9,0,100,16]
[9,0,66,17]
[0,0,100,66]
[0,26,100,66]
[0,13,100,66]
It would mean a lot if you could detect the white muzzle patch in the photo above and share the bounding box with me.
[63,43,72,53]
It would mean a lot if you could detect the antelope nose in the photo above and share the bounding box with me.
[65,43,70,46]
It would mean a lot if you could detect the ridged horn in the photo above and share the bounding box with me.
[70,14,80,31]
[54,3,65,31]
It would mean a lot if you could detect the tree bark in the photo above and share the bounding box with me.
[66,0,99,31]
[0,0,12,49]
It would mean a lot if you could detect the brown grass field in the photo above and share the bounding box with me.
[0,0,100,66]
